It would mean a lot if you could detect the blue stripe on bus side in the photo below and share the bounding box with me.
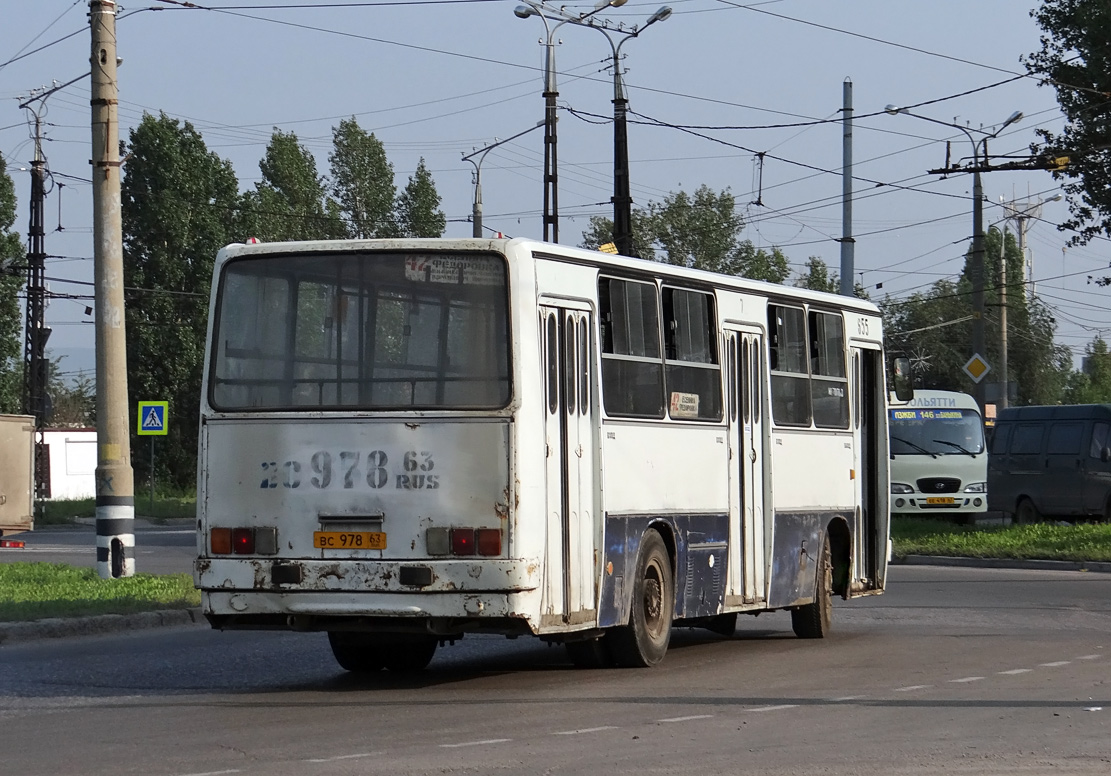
[598,512,730,628]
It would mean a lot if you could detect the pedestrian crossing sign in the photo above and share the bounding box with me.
[137,401,169,436]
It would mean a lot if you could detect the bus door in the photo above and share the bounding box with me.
[851,346,885,589]
[540,304,596,624]
[725,328,765,604]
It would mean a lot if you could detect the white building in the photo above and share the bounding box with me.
[41,428,97,501]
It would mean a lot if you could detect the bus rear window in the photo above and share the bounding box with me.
[210,251,510,410]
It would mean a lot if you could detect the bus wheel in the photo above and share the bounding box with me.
[565,637,612,669]
[1015,497,1041,525]
[327,632,385,673]
[382,635,438,673]
[791,532,832,639]
[608,530,674,668]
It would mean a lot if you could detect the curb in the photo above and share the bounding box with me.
[896,555,1111,574]
[0,607,203,647]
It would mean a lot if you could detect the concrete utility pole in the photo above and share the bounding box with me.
[90,0,135,578]
[838,78,855,297]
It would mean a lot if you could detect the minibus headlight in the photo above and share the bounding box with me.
[891,482,914,494]
[963,482,986,493]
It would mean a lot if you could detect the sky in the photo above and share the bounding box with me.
[1,0,1107,385]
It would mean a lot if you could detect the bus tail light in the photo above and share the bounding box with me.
[210,527,232,554]
[476,528,501,556]
[233,528,254,554]
[209,527,278,556]
[451,528,475,556]
[426,527,503,556]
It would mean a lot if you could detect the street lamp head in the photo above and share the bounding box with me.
[595,0,627,8]
[647,6,673,24]
[884,104,903,116]
[1001,110,1023,130]
[514,4,537,19]
[1045,193,1063,203]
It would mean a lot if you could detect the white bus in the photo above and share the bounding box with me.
[888,390,987,523]
[195,237,902,671]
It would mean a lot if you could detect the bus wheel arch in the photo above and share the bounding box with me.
[791,529,833,639]
[607,527,675,667]
[826,518,852,599]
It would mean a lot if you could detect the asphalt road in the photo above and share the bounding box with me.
[1,565,1108,776]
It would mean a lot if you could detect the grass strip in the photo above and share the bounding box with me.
[0,562,200,622]
[891,517,1111,562]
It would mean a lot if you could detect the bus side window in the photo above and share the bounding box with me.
[808,310,849,429]
[1090,422,1110,459]
[662,286,722,421]
[598,276,664,419]
[767,304,810,426]
[546,313,559,415]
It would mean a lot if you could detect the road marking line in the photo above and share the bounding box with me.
[304,752,382,763]
[1076,655,1100,660]
[829,696,864,702]
[998,669,1032,675]
[440,739,511,748]
[658,714,714,723]
[554,726,618,735]
[178,771,242,776]
[894,685,932,692]
[748,705,798,712]
[1039,661,1071,667]
[949,676,984,683]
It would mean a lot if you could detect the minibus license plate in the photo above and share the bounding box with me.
[314,531,386,550]
[925,497,955,505]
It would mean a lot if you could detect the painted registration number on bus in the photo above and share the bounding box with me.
[259,450,439,490]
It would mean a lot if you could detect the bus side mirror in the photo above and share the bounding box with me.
[1101,447,1110,463]
[891,356,913,402]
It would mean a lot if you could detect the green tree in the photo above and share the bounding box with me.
[241,129,344,242]
[648,185,744,272]
[45,357,95,428]
[396,158,446,237]
[0,153,24,414]
[1063,337,1111,403]
[732,242,791,284]
[330,118,397,239]
[882,226,1069,403]
[794,257,839,293]
[580,186,792,283]
[579,212,658,261]
[1025,0,1111,246]
[122,112,240,489]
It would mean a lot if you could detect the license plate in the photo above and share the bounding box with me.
[313,531,386,550]
[925,497,955,505]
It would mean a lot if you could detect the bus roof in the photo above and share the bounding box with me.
[215,237,882,317]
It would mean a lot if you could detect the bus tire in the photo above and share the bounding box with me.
[382,635,438,673]
[791,532,833,639]
[1015,497,1041,525]
[607,530,674,668]
[565,637,613,669]
[327,632,385,673]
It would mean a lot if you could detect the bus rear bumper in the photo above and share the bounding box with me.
[201,589,538,636]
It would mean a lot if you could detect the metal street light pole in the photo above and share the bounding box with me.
[462,122,544,238]
[515,0,628,244]
[885,105,1022,414]
[581,6,672,258]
